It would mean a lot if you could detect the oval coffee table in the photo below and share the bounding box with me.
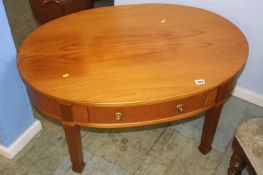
[17,4,248,173]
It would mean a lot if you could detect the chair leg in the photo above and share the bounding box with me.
[228,138,246,175]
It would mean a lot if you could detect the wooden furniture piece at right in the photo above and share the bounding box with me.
[29,0,94,24]
[228,118,263,175]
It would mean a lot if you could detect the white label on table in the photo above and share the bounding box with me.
[195,79,205,85]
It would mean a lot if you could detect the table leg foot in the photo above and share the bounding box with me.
[198,144,212,155]
[63,124,85,174]
[72,161,85,174]
[198,103,223,155]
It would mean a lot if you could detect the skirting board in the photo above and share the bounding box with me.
[0,120,42,159]
[233,86,263,107]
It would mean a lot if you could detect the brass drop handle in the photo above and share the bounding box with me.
[115,112,122,121]
[177,104,184,113]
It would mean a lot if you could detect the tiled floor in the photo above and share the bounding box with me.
[1,0,263,174]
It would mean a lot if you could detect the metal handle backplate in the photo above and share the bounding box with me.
[115,112,122,121]
[177,104,184,113]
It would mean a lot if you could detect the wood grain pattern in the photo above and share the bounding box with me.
[27,85,61,121]
[88,89,216,124]
[18,4,248,107]
[199,76,238,154]
[199,103,224,154]
[29,0,94,24]
[26,84,217,128]
[63,124,85,173]
[17,4,249,173]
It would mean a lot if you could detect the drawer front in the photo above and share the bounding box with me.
[88,89,217,124]
[27,85,61,120]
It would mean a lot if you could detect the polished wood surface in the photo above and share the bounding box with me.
[199,76,238,154]
[27,83,218,128]
[18,4,249,173]
[18,4,248,106]
[29,0,94,24]
[63,124,85,173]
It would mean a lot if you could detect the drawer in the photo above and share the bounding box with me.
[88,89,217,124]
[27,85,61,120]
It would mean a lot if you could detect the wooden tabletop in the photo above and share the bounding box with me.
[18,4,248,107]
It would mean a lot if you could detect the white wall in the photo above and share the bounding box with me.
[115,0,263,98]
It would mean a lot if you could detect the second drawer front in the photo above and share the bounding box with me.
[88,89,217,124]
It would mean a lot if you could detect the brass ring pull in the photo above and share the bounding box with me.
[115,112,122,121]
[177,104,184,113]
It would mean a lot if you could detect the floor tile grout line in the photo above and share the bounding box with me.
[133,123,170,175]
[214,138,233,175]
